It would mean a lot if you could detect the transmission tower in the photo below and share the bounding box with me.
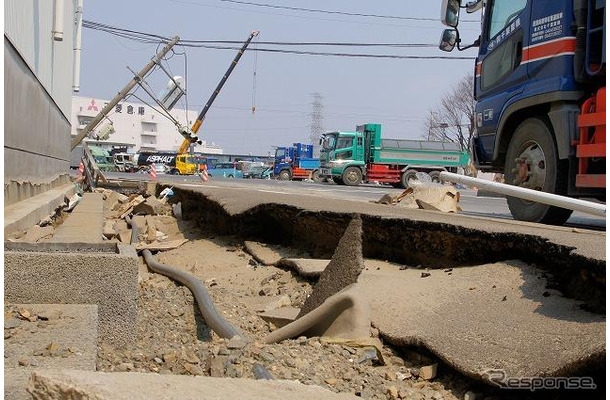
[308,93,324,156]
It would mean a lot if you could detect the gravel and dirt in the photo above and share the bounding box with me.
[94,212,491,400]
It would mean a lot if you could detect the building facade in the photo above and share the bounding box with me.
[5,0,78,205]
[71,96,223,154]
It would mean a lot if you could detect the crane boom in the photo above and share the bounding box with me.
[179,30,259,153]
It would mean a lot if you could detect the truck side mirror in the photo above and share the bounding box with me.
[439,29,458,52]
[441,0,460,27]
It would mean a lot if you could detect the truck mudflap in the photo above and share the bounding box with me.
[575,87,606,188]
[366,164,401,183]
[292,167,312,179]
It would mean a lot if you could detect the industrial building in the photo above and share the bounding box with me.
[71,95,223,154]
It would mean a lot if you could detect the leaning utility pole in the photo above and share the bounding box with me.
[70,36,180,150]
[308,92,324,157]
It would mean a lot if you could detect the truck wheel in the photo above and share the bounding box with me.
[342,167,362,186]
[278,170,291,181]
[311,169,324,183]
[400,169,418,188]
[332,177,344,185]
[504,117,572,225]
[428,170,441,183]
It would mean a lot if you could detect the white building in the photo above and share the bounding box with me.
[71,95,223,154]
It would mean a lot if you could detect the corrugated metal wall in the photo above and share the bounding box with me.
[4,0,75,119]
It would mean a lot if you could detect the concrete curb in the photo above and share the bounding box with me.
[4,183,75,235]
[4,242,138,347]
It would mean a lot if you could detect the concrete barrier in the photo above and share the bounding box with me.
[4,242,138,347]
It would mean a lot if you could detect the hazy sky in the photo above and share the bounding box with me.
[79,0,479,154]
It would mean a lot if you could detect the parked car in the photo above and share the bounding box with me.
[153,164,170,174]
[243,165,272,179]
[137,164,170,174]
[208,162,243,178]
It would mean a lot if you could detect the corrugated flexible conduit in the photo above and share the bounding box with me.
[125,214,274,379]
[125,215,241,339]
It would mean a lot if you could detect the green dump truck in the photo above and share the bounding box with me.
[319,123,469,187]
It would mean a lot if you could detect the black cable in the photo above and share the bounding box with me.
[219,0,479,23]
[83,20,475,60]
[83,20,440,47]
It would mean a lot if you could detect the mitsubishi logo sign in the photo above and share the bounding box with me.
[87,99,99,111]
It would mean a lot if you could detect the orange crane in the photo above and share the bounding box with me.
[177,30,260,156]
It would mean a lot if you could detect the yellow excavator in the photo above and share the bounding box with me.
[173,30,260,174]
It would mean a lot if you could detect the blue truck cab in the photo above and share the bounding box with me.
[273,143,322,181]
[439,0,605,224]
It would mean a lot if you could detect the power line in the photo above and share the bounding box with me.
[219,0,479,23]
[83,20,476,60]
[168,0,474,29]
[83,20,437,47]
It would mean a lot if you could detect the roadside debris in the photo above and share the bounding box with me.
[64,193,82,212]
[133,197,169,216]
[376,181,462,213]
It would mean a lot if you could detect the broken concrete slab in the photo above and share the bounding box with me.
[278,258,405,279]
[277,258,328,278]
[298,216,364,318]
[103,221,118,239]
[145,215,157,243]
[244,241,284,266]
[135,239,188,252]
[118,229,132,244]
[27,370,358,400]
[264,284,371,344]
[4,243,138,347]
[133,197,166,215]
[4,304,98,400]
[20,225,54,242]
[358,261,605,381]
[258,307,300,329]
[115,195,145,219]
[396,183,461,213]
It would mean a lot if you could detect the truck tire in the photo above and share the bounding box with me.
[504,117,572,225]
[428,170,441,183]
[311,169,324,183]
[332,177,344,185]
[400,169,418,188]
[342,167,363,186]
[278,169,291,181]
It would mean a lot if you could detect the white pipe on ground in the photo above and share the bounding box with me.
[72,0,83,92]
[439,171,606,218]
[53,0,65,41]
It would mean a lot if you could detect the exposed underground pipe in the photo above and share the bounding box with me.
[125,215,243,340]
[124,215,139,246]
[125,214,274,379]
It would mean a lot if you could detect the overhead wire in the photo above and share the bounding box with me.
[168,0,469,28]
[84,20,440,47]
[218,0,479,23]
[83,20,476,60]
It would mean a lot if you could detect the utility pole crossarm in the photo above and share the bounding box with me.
[70,36,180,151]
